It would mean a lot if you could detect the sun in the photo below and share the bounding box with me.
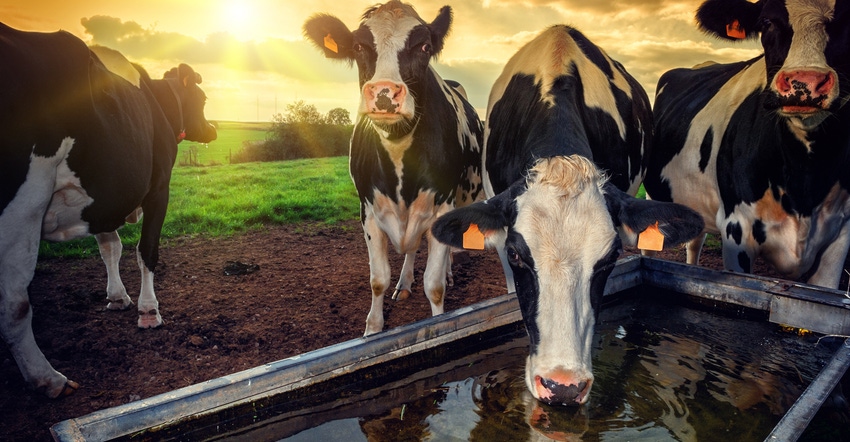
[221,1,257,40]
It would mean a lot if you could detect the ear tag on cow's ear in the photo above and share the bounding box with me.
[324,34,339,53]
[726,20,747,39]
[637,221,664,251]
[463,223,486,250]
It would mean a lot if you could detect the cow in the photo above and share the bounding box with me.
[643,0,850,289]
[303,1,484,336]
[431,25,704,406]
[0,23,216,398]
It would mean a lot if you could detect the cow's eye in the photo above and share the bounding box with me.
[759,18,774,33]
[506,247,522,267]
[353,43,364,53]
[420,43,432,54]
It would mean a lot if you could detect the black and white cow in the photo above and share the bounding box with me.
[303,2,484,335]
[432,26,704,405]
[0,23,215,397]
[644,0,850,289]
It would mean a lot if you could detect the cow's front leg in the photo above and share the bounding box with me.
[136,248,161,328]
[95,231,133,310]
[391,252,415,301]
[686,233,707,265]
[363,214,390,336]
[136,185,168,329]
[423,232,449,317]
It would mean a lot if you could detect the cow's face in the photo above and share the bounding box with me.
[164,64,217,143]
[303,1,451,136]
[432,156,705,406]
[696,0,849,128]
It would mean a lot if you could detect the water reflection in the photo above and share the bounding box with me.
[281,297,831,442]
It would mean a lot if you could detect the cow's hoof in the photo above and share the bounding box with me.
[138,310,163,328]
[59,380,80,397]
[106,296,134,311]
[391,288,410,301]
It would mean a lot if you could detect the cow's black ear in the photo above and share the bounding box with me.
[696,0,762,41]
[432,191,512,250]
[428,6,452,56]
[176,64,200,87]
[303,14,355,60]
[604,183,705,249]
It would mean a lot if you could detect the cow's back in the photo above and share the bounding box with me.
[483,25,650,197]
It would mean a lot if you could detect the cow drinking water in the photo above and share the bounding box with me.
[0,23,215,397]
[432,26,704,406]
[303,1,484,336]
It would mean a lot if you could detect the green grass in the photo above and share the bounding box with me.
[177,121,270,166]
[38,157,359,259]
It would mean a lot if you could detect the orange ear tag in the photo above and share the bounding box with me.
[462,223,486,250]
[637,221,664,251]
[726,20,747,39]
[323,33,339,53]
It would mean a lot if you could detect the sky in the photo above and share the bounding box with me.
[1,0,763,122]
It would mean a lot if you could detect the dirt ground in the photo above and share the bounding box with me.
[0,220,846,441]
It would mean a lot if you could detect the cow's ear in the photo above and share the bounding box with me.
[427,6,452,56]
[603,183,705,249]
[432,191,513,250]
[696,0,762,41]
[176,64,200,87]
[303,14,355,60]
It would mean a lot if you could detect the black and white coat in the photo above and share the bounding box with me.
[644,0,850,289]
[304,2,484,335]
[432,26,703,406]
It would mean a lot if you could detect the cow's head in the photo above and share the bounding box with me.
[304,1,452,137]
[696,0,849,128]
[163,64,217,143]
[432,156,704,406]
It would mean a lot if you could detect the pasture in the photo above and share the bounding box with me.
[177,121,270,166]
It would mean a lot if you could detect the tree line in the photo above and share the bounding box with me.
[232,100,354,163]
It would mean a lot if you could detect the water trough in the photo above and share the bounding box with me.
[50,255,850,441]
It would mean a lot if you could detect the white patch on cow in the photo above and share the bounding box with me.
[513,156,616,397]
[89,45,141,88]
[487,26,631,141]
[361,4,421,118]
[41,141,94,241]
[660,60,768,233]
[783,0,835,72]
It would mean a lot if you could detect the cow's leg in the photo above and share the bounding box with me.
[422,232,449,317]
[0,144,78,397]
[95,231,133,310]
[363,214,390,336]
[805,223,850,289]
[135,187,169,329]
[391,252,415,301]
[445,252,454,287]
[686,233,707,265]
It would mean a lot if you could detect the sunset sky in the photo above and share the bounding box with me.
[1,0,762,122]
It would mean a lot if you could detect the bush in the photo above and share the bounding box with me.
[232,122,352,163]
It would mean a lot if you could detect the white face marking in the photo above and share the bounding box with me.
[783,0,835,72]
[513,156,616,396]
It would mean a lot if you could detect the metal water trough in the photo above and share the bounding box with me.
[50,255,850,442]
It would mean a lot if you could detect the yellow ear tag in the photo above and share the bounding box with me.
[462,223,486,250]
[323,33,339,53]
[726,20,746,39]
[637,221,664,251]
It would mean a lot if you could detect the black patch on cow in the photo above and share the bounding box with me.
[567,27,614,79]
[737,250,752,272]
[505,231,542,354]
[373,87,398,113]
[726,221,743,245]
[752,219,767,245]
[699,127,713,173]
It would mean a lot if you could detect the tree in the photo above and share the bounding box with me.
[326,107,352,125]
[281,100,325,124]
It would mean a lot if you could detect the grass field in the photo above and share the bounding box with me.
[177,121,270,166]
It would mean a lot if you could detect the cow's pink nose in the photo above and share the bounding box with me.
[774,69,835,100]
[534,373,591,406]
[363,81,406,113]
